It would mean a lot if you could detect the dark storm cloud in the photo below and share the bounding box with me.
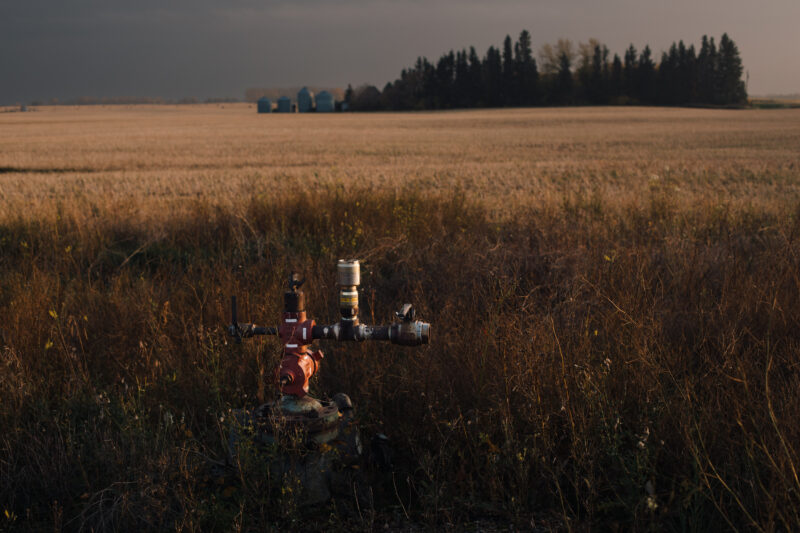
[1,0,797,104]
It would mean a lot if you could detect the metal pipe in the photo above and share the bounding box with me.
[311,323,388,341]
[311,321,429,346]
[229,323,278,338]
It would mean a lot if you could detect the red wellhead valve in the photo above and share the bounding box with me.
[229,260,430,398]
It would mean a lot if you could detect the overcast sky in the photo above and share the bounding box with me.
[1,0,798,104]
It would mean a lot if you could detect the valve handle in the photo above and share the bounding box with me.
[230,295,242,344]
[395,303,415,322]
[289,273,305,292]
[228,295,278,339]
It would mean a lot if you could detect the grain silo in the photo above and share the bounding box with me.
[257,97,272,113]
[297,87,314,113]
[315,91,335,112]
[277,96,292,113]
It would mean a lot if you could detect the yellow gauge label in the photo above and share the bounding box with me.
[340,291,358,306]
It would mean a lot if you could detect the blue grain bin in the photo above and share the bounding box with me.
[297,87,314,113]
[277,96,292,113]
[257,97,272,113]
[315,91,335,112]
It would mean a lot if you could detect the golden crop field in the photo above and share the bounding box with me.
[1,105,800,530]
[2,105,799,219]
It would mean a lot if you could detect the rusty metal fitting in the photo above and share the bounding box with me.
[279,349,324,396]
[390,320,430,346]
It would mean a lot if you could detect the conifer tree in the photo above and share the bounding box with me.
[502,35,515,105]
[657,43,679,104]
[589,45,608,104]
[623,44,638,100]
[637,46,656,103]
[718,33,746,104]
[611,54,623,101]
[454,49,470,108]
[555,52,574,104]
[515,30,538,105]
[676,41,696,103]
[483,46,503,107]
[435,51,455,108]
[359,30,747,110]
[468,47,483,106]
[697,35,719,103]
[344,84,353,106]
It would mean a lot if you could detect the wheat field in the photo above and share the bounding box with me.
[2,105,799,219]
[1,105,799,530]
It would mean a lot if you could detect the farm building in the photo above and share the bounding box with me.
[257,97,272,113]
[277,96,292,113]
[315,91,335,112]
[297,87,314,113]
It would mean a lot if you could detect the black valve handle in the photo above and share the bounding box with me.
[229,295,278,341]
[231,296,242,343]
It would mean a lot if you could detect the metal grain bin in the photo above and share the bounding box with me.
[277,96,292,113]
[297,87,314,113]
[315,91,335,112]
[257,97,272,113]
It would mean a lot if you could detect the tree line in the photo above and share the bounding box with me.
[346,31,747,111]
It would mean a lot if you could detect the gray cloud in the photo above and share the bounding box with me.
[1,0,797,104]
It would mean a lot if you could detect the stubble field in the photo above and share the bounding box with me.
[1,105,800,530]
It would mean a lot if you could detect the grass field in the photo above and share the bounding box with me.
[1,105,800,530]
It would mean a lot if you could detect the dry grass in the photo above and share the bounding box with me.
[1,105,800,530]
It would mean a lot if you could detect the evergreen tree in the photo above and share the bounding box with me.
[394,69,417,110]
[468,46,483,106]
[344,84,354,106]
[454,49,470,108]
[697,36,710,102]
[601,45,610,101]
[483,46,503,107]
[502,35,515,105]
[435,51,456,108]
[718,33,746,104]
[418,57,436,109]
[637,45,656,103]
[515,30,538,105]
[554,51,574,104]
[657,43,679,104]
[528,57,540,106]
[380,81,397,110]
[708,37,720,103]
[514,41,522,100]
[697,35,719,103]
[676,41,696,103]
[588,44,608,104]
[353,29,747,111]
[623,44,638,100]
[576,50,592,103]
[611,54,623,102]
